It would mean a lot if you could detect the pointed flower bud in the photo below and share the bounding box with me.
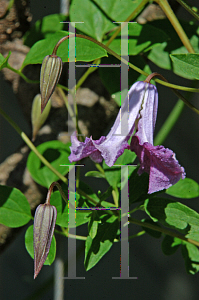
[34,203,57,279]
[40,54,63,112]
[31,94,51,141]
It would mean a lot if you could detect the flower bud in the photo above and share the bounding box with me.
[34,203,57,279]
[31,94,51,141]
[40,54,63,113]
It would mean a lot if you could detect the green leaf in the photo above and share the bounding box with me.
[145,197,199,234]
[27,141,72,188]
[93,0,143,21]
[166,178,199,199]
[50,188,91,228]
[0,51,11,71]
[148,42,170,69]
[85,171,105,179]
[145,198,199,274]
[70,0,115,41]
[162,235,181,255]
[103,148,136,189]
[181,242,199,274]
[21,31,107,69]
[185,225,199,242]
[84,214,119,271]
[106,23,169,56]
[88,211,100,239]
[25,225,56,265]
[0,185,31,227]
[24,14,68,47]
[170,54,199,79]
[147,20,199,78]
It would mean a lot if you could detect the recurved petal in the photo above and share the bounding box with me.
[34,203,57,279]
[40,54,63,112]
[130,136,186,194]
[69,133,106,163]
[69,81,146,167]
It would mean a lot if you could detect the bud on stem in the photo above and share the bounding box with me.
[40,54,63,113]
[34,202,57,279]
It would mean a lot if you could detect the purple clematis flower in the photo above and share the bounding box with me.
[69,81,185,193]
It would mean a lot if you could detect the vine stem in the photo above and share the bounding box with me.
[0,106,67,182]
[0,106,103,206]
[58,87,75,123]
[61,228,87,241]
[156,0,195,53]
[52,33,199,94]
[7,65,39,84]
[174,0,199,21]
[105,0,149,47]
[129,217,199,247]
[54,228,87,241]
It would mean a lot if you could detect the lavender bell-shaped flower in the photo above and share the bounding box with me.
[129,82,185,194]
[69,81,185,193]
[69,82,148,166]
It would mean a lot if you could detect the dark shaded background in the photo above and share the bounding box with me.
[0,0,199,299]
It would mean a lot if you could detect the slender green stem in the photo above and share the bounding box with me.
[53,34,199,94]
[95,163,105,175]
[175,0,199,21]
[57,87,76,127]
[57,87,84,141]
[0,107,66,181]
[128,231,145,240]
[7,65,39,84]
[112,187,119,207]
[154,99,184,145]
[45,182,58,205]
[129,217,199,247]
[156,0,195,53]
[129,205,144,215]
[75,59,100,90]
[23,132,68,182]
[153,78,198,93]
[61,228,87,241]
[70,87,81,137]
[47,181,103,212]
[57,83,69,92]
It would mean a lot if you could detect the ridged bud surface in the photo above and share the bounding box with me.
[34,203,57,279]
[40,54,63,112]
